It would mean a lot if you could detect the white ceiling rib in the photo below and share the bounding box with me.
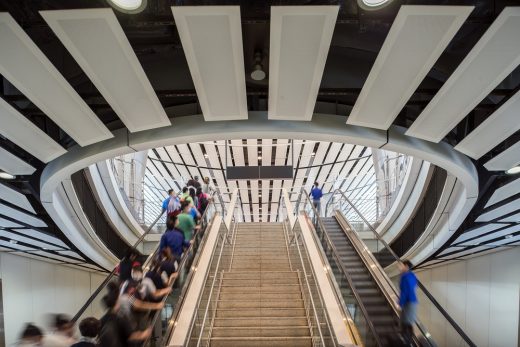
[347,5,472,130]
[484,177,520,208]
[41,9,171,133]
[172,6,248,121]
[406,7,520,142]
[455,89,520,159]
[268,6,339,121]
[0,13,112,147]
[459,224,520,246]
[451,223,505,245]
[0,98,66,163]
[484,140,520,171]
[0,204,46,228]
[475,199,520,222]
[0,184,35,213]
[0,143,36,176]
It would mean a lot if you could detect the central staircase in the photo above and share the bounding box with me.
[209,223,313,347]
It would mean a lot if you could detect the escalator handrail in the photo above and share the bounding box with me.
[328,189,477,347]
[299,189,384,347]
[72,209,165,322]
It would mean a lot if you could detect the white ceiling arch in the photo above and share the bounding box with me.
[39,112,478,267]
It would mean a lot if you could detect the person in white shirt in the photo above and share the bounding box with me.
[42,314,76,347]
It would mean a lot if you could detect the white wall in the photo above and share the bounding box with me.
[415,247,520,347]
[0,253,107,346]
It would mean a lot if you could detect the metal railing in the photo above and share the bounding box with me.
[297,189,382,347]
[325,188,476,347]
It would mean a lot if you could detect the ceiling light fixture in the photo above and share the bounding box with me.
[311,152,316,157]
[107,0,147,14]
[203,154,209,158]
[357,0,393,11]
[250,51,266,81]
[0,171,15,180]
[506,165,520,175]
[257,156,262,160]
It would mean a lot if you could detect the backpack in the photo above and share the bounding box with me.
[198,195,209,213]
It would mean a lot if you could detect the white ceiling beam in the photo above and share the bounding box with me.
[455,89,520,159]
[406,7,520,142]
[269,6,338,121]
[0,98,66,162]
[0,147,35,175]
[172,6,247,121]
[41,9,170,133]
[0,184,35,213]
[483,140,520,171]
[347,5,472,130]
[485,177,520,208]
[0,13,112,146]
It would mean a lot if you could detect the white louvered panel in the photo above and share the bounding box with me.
[484,140,520,171]
[292,140,304,167]
[347,6,471,130]
[243,203,251,222]
[485,177,520,208]
[306,167,321,192]
[247,139,258,166]
[250,180,259,222]
[0,98,66,162]
[262,139,272,166]
[0,204,46,228]
[342,156,370,191]
[147,162,171,193]
[475,199,520,222]
[176,144,199,179]
[316,164,333,188]
[238,181,249,203]
[252,202,260,223]
[172,6,247,121]
[270,202,279,222]
[155,148,182,183]
[459,224,520,246]
[149,156,176,189]
[406,7,520,142]
[312,142,329,167]
[41,9,170,133]
[0,147,35,176]
[261,180,269,207]
[0,217,22,228]
[451,223,504,245]
[275,139,289,165]
[15,229,68,248]
[455,89,520,159]
[230,140,245,166]
[299,142,315,168]
[0,240,39,252]
[0,184,35,213]
[269,6,338,120]
[189,143,211,179]
[0,230,64,251]
[0,13,112,146]
[500,212,520,223]
[262,202,269,222]
[337,146,364,184]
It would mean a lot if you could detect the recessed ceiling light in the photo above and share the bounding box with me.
[311,152,316,157]
[357,0,393,11]
[9,239,18,244]
[257,156,262,160]
[505,166,520,175]
[108,0,147,13]
[0,172,15,180]
[203,154,209,158]
[505,234,513,239]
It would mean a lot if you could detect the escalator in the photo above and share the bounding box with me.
[299,188,477,347]
[322,216,400,345]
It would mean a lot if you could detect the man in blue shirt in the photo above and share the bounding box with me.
[162,189,180,216]
[159,215,191,259]
[399,259,418,345]
[310,182,323,217]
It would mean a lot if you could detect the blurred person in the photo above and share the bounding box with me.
[309,182,323,216]
[187,176,201,189]
[201,177,213,195]
[158,247,179,284]
[161,189,180,217]
[71,317,100,347]
[115,248,140,284]
[398,260,418,345]
[178,201,200,241]
[99,282,152,347]
[196,187,210,216]
[189,187,199,210]
[159,215,191,259]
[17,323,43,347]
[119,265,168,329]
[179,187,190,202]
[42,314,76,347]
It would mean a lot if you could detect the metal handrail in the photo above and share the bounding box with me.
[298,189,383,347]
[72,209,165,322]
[328,188,477,347]
[142,190,224,345]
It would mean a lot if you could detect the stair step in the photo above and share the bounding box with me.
[218,292,302,301]
[219,285,301,294]
[220,278,300,286]
[211,326,310,338]
[222,271,298,279]
[216,299,305,309]
[216,308,306,318]
[208,336,312,347]
[212,317,308,327]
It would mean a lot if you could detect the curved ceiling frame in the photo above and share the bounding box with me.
[40,112,478,267]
